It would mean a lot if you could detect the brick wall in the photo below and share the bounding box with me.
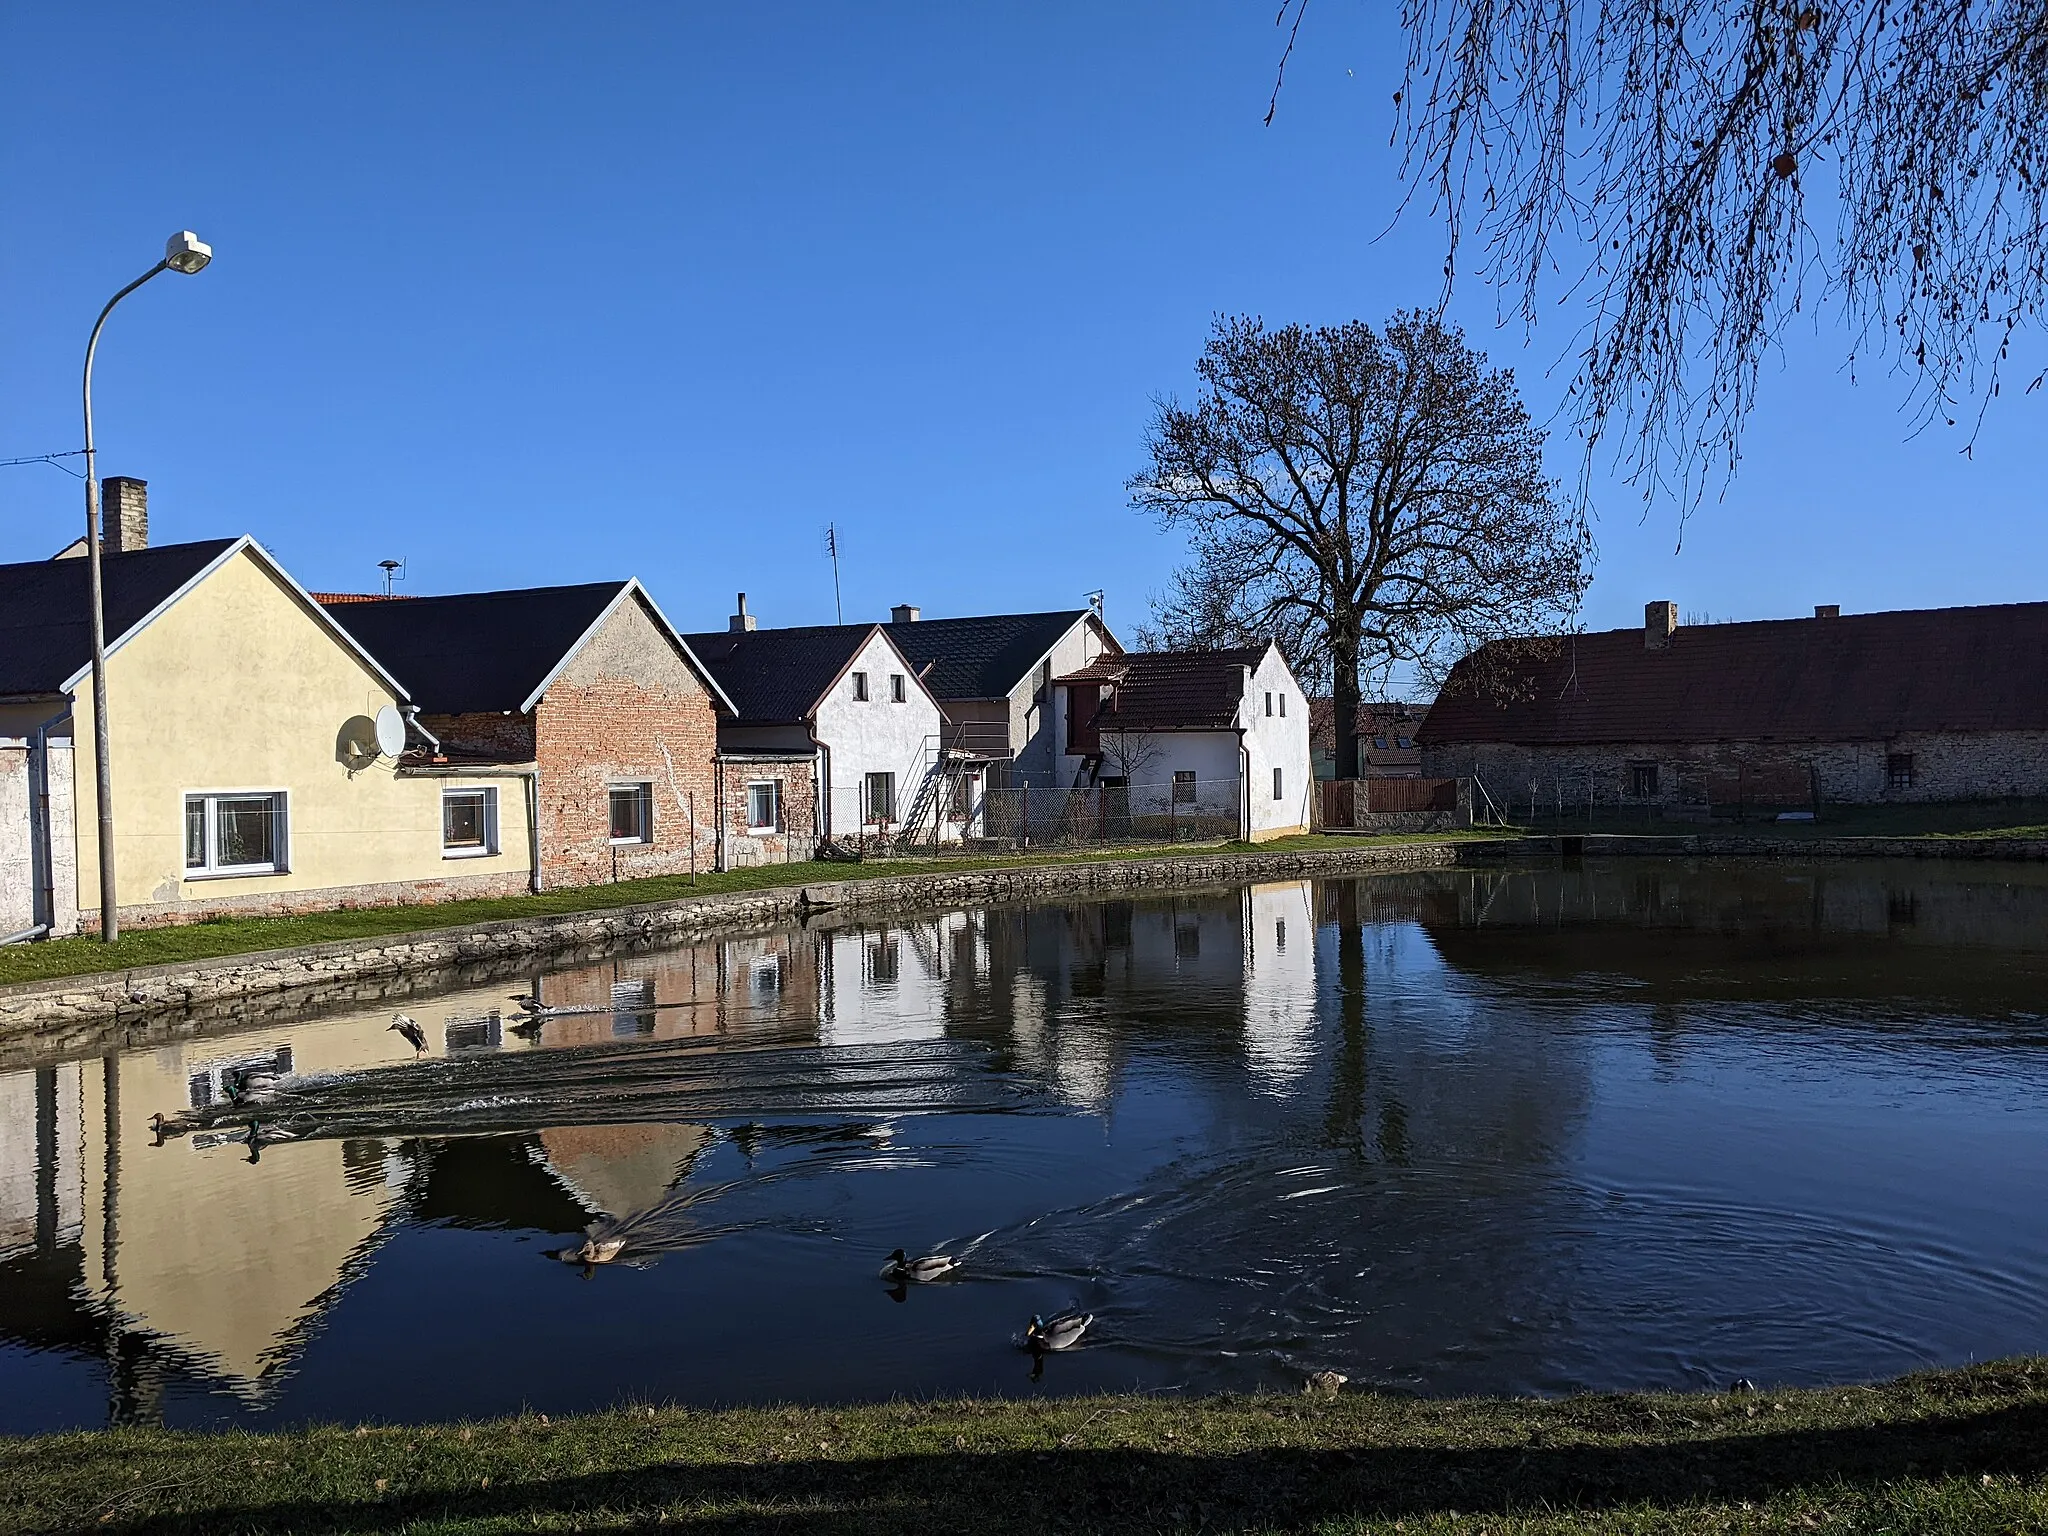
[421,712,537,762]
[1423,730,2048,811]
[720,759,819,867]
[533,596,720,886]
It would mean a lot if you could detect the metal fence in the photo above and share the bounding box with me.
[1473,764,1823,834]
[979,778,1242,847]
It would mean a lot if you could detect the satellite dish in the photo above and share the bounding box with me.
[373,705,408,758]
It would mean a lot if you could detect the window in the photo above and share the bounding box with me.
[1171,770,1197,805]
[183,791,288,876]
[1273,766,1285,801]
[1274,918,1286,952]
[1174,916,1201,958]
[852,671,870,701]
[746,779,782,833]
[1629,761,1660,798]
[868,936,899,983]
[864,771,896,823]
[890,673,906,703]
[1264,691,1274,717]
[1396,735,1413,749]
[1372,735,1389,750]
[1887,753,1915,792]
[442,787,498,857]
[609,782,654,843]
[610,978,656,1037]
[1279,694,1286,717]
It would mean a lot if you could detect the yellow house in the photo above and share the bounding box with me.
[0,533,534,934]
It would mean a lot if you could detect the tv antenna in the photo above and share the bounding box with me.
[824,525,844,625]
[378,558,406,597]
[1084,589,1105,620]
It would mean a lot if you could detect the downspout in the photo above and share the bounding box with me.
[29,706,71,940]
[522,769,542,893]
[1238,730,1252,843]
[713,754,727,872]
[816,734,832,841]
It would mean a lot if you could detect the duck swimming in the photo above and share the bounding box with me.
[880,1248,960,1283]
[1025,1311,1092,1352]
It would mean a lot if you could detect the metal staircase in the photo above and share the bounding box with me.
[894,733,978,849]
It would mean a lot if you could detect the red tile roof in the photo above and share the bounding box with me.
[1057,646,1266,730]
[309,591,412,604]
[1419,602,2048,747]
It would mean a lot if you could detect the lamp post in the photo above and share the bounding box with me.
[82,230,212,943]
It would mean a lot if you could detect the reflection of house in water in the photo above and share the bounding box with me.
[1242,882,1318,1093]
[533,1124,712,1223]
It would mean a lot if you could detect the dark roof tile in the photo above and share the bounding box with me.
[1420,603,2048,746]
[884,611,1097,700]
[0,539,237,698]
[680,625,882,724]
[1061,646,1267,730]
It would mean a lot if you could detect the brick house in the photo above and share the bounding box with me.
[324,581,740,884]
[1419,599,2048,813]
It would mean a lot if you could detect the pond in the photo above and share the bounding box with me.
[2,857,2046,1432]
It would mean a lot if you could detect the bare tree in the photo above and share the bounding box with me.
[1131,312,1590,780]
[1097,720,1164,784]
[1359,0,2048,514]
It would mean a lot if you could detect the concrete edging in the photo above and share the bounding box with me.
[0,840,1503,1038]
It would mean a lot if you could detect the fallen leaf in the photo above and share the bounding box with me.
[374,1479,388,1493]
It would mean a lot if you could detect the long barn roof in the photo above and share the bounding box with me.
[1419,602,2048,746]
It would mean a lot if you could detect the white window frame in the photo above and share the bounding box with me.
[183,789,290,879]
[441,785,500,858]
[864,770,896,824]
[609,781,655,844]
[851,671,870,702]
[745,779,782,834]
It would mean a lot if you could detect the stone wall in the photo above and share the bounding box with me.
[0,840,1494,1041]
[719,758,820,867]
[0,737,76,939]
[1425,731,2048,811]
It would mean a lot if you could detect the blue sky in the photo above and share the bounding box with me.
[2,4,2039,659]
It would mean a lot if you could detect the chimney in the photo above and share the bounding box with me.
[102,476,147,553]
[890,604,920,624]
[1645,600,1678,650]
[1814,604,1840,618]
[728,592,757,632]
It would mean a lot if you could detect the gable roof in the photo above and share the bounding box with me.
[325,580,734,716]
[0,536,408,702]
[1057,644,1269,731]
[1419,602,2048,747]
[681,623,916,725]
[883,610,1108,700]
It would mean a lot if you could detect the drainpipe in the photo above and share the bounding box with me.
[523,770,542,893]
[816,736,832,841]
[28,707,71,938]
[1237,731,1252,843]
[713,755,727,872]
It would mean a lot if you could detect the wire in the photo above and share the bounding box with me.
[0,450,87,478]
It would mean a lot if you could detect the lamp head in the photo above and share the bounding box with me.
[164,231,212,275]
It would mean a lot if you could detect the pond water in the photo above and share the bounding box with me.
[3,857,2047,1432]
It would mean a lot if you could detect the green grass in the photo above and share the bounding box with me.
[4,1361,2044,1534]
[0,832,1498,989]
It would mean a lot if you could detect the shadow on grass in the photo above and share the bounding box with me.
[94,1398,2048,1534]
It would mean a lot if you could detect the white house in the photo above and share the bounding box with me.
[684,599,957,845]
[882,605,1122,787]
[1052,641,1314,841]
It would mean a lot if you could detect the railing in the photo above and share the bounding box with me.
[941,719,1012,759]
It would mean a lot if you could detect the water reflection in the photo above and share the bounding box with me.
[1,860,2045,1430]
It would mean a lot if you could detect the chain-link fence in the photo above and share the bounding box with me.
[978,778,1241,848]
[1473,763,1824,834]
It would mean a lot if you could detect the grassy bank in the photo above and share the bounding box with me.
[4,1361,2044,1534]
[0,832,1499,989]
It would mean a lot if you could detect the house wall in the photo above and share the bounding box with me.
[814,630,946,837]
[1,734,76,938]
[1240,647,1315,839]
[531,595,721,886]
[68,549,533,925]
[1421,730,2048,810]
[720,757,820,867]
[1001,615,1115,786]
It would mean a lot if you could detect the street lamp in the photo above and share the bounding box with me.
[82,230,212,943]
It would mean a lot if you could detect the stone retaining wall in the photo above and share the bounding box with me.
[0,840,1497,1042]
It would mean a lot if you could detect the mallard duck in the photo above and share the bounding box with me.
[555,1235,626,1266]
[388,1014,428,1054]
[881,1248,960,1283]
[1025,1311,1092,1352]
[1305,1370,1348,1396]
